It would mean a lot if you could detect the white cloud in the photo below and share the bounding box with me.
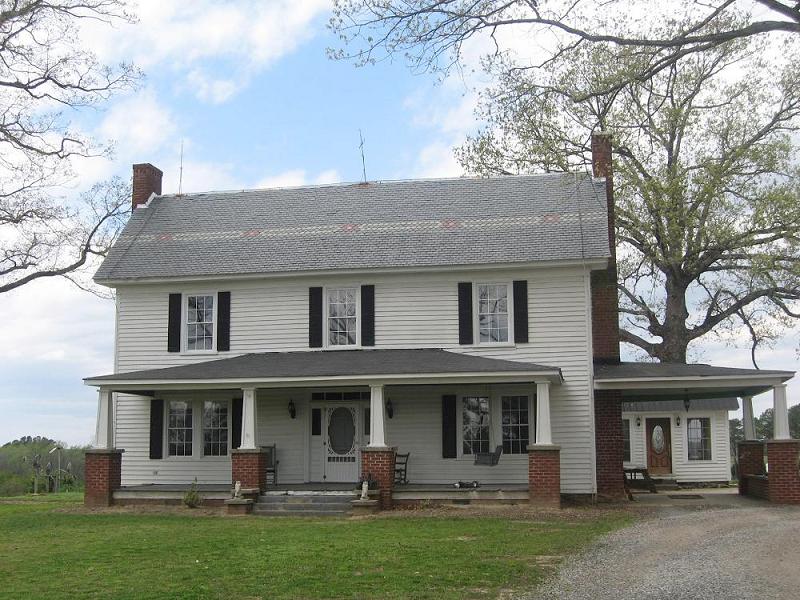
[100,88,177,156]
[255,168,341,189]
[81,0,331,104]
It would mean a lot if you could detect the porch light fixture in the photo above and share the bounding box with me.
[683,390,691,413]
[386,398,394,419]
[635,416,641,427]
[287,399,296,419]
[676,416,681,427]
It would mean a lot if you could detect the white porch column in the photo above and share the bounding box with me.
[368,384,387,448]
[535,382,552,446]
[773,384,791,440]
[94,389,114,449]
[240,387,258,449]
[742,396,756,441]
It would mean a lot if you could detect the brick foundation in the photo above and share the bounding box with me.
[361,446,396,509]
[528,445,561,507]
[767,440,800,504]
[737,441,766,496]
[231,449,267,492]
[84,449,123,507]
[594,390,626,500]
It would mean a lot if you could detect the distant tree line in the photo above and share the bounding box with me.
[730,405,800,444]
[0,436,88,496]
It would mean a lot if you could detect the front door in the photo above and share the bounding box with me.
[324,404,360,482]
[646,418,672,475]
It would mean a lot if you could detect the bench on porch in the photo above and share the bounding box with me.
[260,444,279,487]
[623,466,657,495]
[474,446,503,466]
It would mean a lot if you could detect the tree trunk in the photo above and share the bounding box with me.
[655,275,690,363]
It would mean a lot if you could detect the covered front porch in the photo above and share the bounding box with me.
[84,349,565,509]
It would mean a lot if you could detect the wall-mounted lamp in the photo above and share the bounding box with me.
[676,415,682,427]
[288,399,296,419]
[635,416,641,427]
[386,398,394,419]
[683,390,691,413]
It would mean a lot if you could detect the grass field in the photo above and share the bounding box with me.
[0,494,630,599]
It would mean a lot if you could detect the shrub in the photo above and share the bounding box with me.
[183,479,202,508]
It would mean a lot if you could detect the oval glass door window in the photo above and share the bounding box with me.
[328,407,356,455]
[651,425,665,454]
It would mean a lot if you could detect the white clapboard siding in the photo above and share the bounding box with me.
[622,410,732,482]
[113,265,595,493]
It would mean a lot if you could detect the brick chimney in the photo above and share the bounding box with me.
[132,163,163,210]
[590,132,620,363]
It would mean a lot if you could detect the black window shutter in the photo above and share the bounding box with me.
[231,397,243,450]
[457,282,473,345]
[217,291,231,351]
[167,293,182,352]
[442,394,457,458]
[361,284,375,346]
[309,287,323,348]
[149,398,164,459]
[513,280,529,343]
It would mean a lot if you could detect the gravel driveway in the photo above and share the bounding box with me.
[523,491,800,600]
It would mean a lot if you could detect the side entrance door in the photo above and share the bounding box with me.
[646,418,672,475]
[324,404,360,482]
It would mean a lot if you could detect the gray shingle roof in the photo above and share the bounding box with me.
[594,362,794,381]
[85,349,561,383]
[622,397,740,412]
[94,173,610,282]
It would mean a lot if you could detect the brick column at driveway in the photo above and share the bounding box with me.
[737,441,766,496]
[361,446,396,509]
[766,440,800,504]
[231,448,267,492]
[84,449,123,507]
[528,445,561,508]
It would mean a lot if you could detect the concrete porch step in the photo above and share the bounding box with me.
[253,492,356,516]
[252,508,350,517]
[256,494,355,505]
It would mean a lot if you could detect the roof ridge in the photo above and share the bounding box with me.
[154,171,592,200]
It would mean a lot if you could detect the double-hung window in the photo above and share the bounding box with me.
[477,283,510,343]
[687,417,712,461]
[167,400,193,456]
[186,294,215,351]
[462,396,490,455]
[203,400,229,457]
[501,396,530,454]
[327,287,358,346]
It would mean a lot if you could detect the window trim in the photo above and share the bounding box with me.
[202,399,231,458]
[500,394,532,455]
[456,389,536,458]
[473,282,514,346]
[163,398,231,460]
[323,285,361,349]
[460,395,492,456]
[686,415,713,462]
[181,291,218,354]
[622,418,632,463]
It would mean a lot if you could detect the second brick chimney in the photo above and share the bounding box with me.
[590,132,620,364]
[132,163,163,210]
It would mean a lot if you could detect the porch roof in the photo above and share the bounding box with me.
[594,361,793,400]
[84,348,562,391]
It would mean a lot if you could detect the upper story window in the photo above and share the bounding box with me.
[477,283,510,343]
[327,287,358,346]
[186,294,215,351]
[687,417,712,461]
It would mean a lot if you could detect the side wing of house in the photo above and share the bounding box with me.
[111,264,597,493]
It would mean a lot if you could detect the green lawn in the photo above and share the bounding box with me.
[0,494,629,599]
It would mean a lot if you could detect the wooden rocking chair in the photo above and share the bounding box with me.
[474,445,503,466]
[394,452,410,484]
[260,444,279,486]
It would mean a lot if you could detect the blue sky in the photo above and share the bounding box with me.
[0,1,796,446]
